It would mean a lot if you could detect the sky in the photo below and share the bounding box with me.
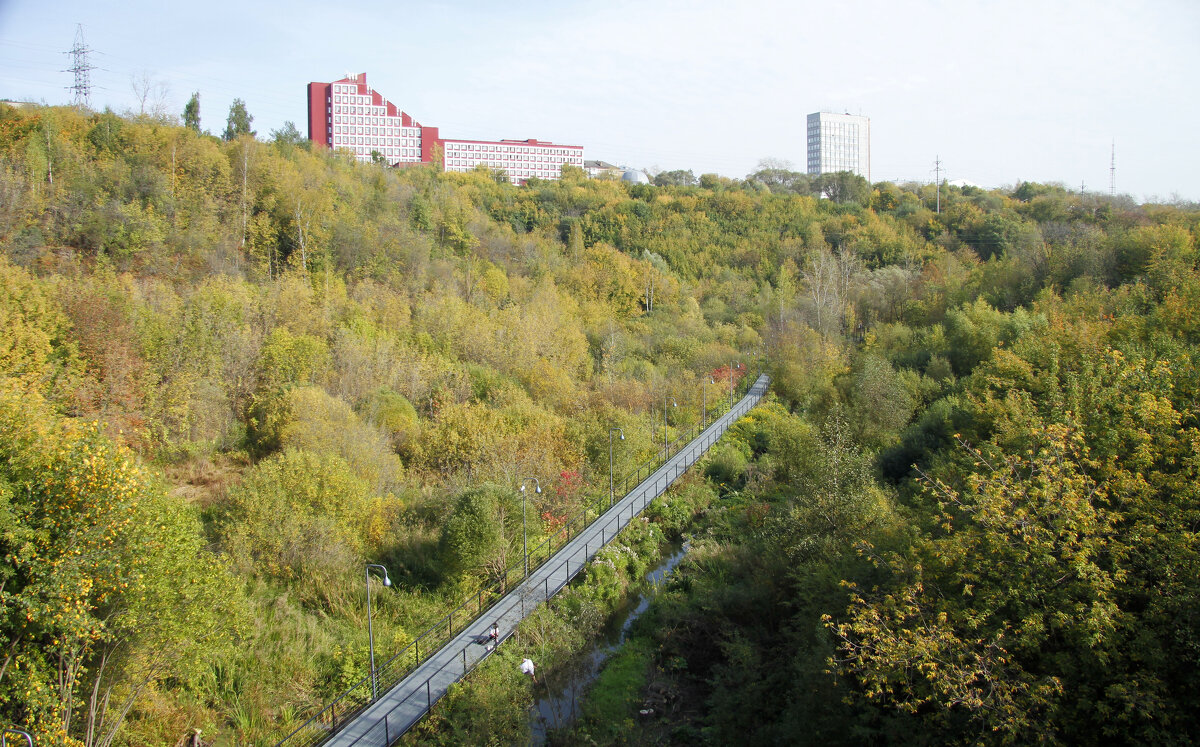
[1,0,1198,201]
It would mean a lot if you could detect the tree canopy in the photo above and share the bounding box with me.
[222,97,254,141]
[0,102,1197,744]
[182,91,200,132]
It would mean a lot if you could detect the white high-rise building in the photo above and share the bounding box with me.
[806,112,871,182]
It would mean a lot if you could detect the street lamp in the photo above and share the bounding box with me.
[365,563,391,701]
[663,396,677,451]
[608,428,624,507]
[519,477,541,578]
[729,360,741,409]
[702,376,715,426]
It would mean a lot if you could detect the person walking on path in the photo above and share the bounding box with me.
[474,622,502,651]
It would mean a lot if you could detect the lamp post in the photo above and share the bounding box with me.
[519,477,541,579]
[365,563,391,701]
[608,428,624,507]
[729,360,741,409]
[663,396,677,452]
[702,376,715,426]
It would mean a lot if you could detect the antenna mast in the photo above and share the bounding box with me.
[64,24,96,109]
[1109,139,1116,196]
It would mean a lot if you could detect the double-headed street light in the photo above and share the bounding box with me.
[365,563,391,701]
[608,427,624,507]
[519,477,541,578]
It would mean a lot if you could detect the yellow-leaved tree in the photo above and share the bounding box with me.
[0,381,244,746]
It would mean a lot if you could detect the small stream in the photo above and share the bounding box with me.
[529,540,690,744]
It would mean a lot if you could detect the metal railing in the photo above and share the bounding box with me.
[277,373,766,747]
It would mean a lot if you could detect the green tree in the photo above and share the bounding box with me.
[246,326,331,454]
[270,120,304,146]
[773,416,893,564]
[746,160,811,194]
[815,171,870,205]
[831,425,1123,743]
[437,484,527,584]
[360,386,421,455]
[222,98,254,141]
[182,91,200,132]
[653,169,697,187]
[0,257,81,401]
[961,211,1030,261]
[219,448,373,584]
[845,353,917,450]
[278,385,404,494]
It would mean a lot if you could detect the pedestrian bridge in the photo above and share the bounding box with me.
[279,374,771,747]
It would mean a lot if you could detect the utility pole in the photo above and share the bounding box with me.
[63,24,95,110]
[933,156,943,214]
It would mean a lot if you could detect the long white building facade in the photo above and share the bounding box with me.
[308,73,582,184]
[806,112,871,182]
[441,138,583,183]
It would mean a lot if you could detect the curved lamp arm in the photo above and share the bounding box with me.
[2,728,34,747]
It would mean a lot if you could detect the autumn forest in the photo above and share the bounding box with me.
[1,103,1199,745]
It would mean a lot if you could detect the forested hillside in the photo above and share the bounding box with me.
[1,102,1197,745]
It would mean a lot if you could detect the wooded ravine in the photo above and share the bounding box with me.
[2,103,1198,745]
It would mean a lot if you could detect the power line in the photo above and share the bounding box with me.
[63,23,95,109]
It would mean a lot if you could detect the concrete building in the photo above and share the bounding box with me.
[441,137,583,183]
[307,73,435,165]
[307,73,582,184]
[806,112,871,182]
[585,160,623,179]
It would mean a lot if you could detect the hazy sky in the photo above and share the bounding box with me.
[2,0,1197,200]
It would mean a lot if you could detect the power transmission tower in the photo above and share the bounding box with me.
[64,24,96,110]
